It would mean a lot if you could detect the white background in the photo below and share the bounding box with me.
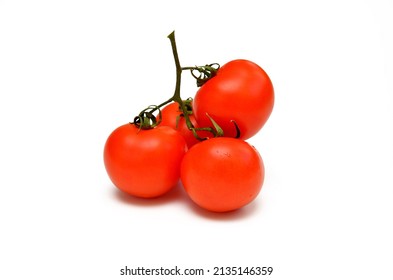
[1,0,392,279]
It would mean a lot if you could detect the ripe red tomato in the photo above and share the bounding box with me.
[159,102,209,148]
[104,123,187,198]
[180,137,264,212]
[193,59,274,140]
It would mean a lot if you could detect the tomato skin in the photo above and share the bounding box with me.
[104,124,187,198]
[159,102,208,148]
[180,137,264,212]
[193,59,274,140]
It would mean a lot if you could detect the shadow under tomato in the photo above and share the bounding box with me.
[185,197,261,221]
[112,182,186,207]
[111,182,261,221]
[175,183,261,221]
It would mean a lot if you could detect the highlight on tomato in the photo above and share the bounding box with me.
[104,123,187,198]
[193,59,274,140]
[180,137,265,212]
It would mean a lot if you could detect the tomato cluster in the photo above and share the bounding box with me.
[103,32,274,213]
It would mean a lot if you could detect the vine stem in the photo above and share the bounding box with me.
[167,31,216,139]
[167,32,182,102]
[181,66,195,71]
[135,31,218,138]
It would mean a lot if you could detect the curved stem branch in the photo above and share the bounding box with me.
[167,31,207,138]
[135,31,218,139]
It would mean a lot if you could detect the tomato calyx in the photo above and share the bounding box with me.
[205,113,224,137]
[182,63,220,87]
[182,98,193,115]
[174,98,192,129]
[230,120,241,139]
[132,105,162,130]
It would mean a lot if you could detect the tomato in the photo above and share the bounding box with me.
[180,137,264,212]
[104,123,187,198]
[159,102,209,148]
[193,59,274,140]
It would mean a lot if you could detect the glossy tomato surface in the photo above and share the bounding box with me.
[180,137,264,212]
[159,102,208,148]
[193,59,274,139]
[104,123,187,198]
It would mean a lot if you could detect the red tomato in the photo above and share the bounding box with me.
[104,123,187,198]
[193,59,274,140]
[159,102,209,148]
[180,137,264,212]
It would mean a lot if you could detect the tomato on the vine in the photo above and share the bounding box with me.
[180,137,264,212]
[193,59,274,140]
[104,32,272,214]
[159,102,209,148]
[104,123,187,198]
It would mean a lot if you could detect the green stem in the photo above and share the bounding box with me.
[135,31,219,138]
[167,31,215,139]
[155,97,174,110]
[181,66,195,71]
[167,32,182,101]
